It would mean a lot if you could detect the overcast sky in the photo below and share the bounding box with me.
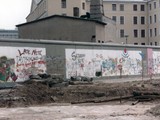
[0,0,32,30]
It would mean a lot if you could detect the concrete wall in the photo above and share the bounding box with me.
[1,39,160,81]
[18,16,105,42]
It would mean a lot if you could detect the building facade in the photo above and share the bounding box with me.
[0,29,18,39]
[26,0,160,45]
[27,0,87,22]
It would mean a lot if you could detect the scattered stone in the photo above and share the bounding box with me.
[70,76,93,82]
[38,73,51,79]
[29,75,41,79]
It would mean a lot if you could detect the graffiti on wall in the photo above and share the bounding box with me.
[0,47,46,82]
[65,49,142,78]
[152,51,160,74]
[147,48,153,75]
[0,56,17,82]
[46,56,65,74]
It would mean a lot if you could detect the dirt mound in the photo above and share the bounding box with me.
[0,79,160,108]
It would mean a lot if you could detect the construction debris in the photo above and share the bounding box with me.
[133,90,160,101]
[0,78,159,111]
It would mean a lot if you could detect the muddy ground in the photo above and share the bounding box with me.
[0,78,160,118]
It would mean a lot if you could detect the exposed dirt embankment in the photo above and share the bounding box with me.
[0,79,160,110]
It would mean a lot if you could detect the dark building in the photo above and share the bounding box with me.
[17,15,106,43]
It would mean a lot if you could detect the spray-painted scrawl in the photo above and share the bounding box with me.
[0,47,46,82]
[65,49,142,78]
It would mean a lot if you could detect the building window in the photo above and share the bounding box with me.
[112,16,116,22]
[149,4,152,10]
[112,4,116,11]
[141,43,145,45]
[154,2,156,9]
[134,29,138,37]
[154,14,157,23]
[141,4,145,11]
[133,4,137,11]
[150,42,152,45]
[155,28,157,36]
[150,29,152,37]
[141,29,145,38]
[82,2,85,10]
[120,29,124,38]
[61,0,66,8]
[141,16,145,24]
[155,42,157,46]
[133,16,138,24]
[150,16,152,24]
[120,4,124,11]
[134,43,138,45]
[120,16,124,24]
[73,7,79,17]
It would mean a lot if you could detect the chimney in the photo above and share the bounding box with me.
[90,0,104,22]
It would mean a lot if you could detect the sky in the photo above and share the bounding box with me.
[0,0,32,30]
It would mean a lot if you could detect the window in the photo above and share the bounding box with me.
[134,29,138,37]
[61,0,66,8]
[155,42,157,46]
[112,16,116,22]
[120,4,124,11]
[134,43,138,45]
[150,29,152,37]
[133,4,137,11]
[141,16,145,24]
[150,42,152,45]
[149,4,152,10]
[141,29,145,38]
[120,29,124,38]
[82,2,85,10]
[133,16,138,24]
[120,16,124,24]
[154,14,157,23]
[73,7,79,17]
[112,4,116,11]
[141,43,145,45]
[150,16,152,24]
[155,28,157,36]
[141,5,145,11]
[154,2,156,9]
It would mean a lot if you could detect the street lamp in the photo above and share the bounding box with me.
[124,35,129,44]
